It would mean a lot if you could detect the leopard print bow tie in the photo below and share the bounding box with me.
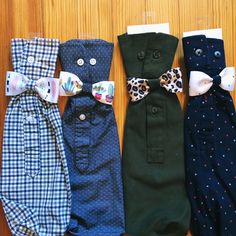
[127,67,183,102]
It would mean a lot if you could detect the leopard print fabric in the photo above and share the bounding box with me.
[127,77,150,102]
[160,67,183,93]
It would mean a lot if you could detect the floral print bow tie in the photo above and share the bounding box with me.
[59,71,114,105]
[189,67,235,96]
[127,67,182,102]
[5,71,59,103]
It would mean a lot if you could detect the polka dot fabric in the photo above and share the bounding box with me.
[59,39,125,236]
[183,35,236,235]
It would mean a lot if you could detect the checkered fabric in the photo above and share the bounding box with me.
[0,38,71,236]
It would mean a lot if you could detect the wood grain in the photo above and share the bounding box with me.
[0,0,235,235]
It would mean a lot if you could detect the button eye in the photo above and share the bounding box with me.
[153,50,161,59]
[214,51,221,58]
[137,51,145,60]
[195,48,203,57]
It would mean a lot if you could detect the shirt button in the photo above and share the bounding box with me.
[27,56,35,64]
[26,115,35,123]
[214,51,221,58]
[77,58,84,66]
[195,48,203,57]
[153,50,161,59]
[152,106,159,114]
[79,114,86,121]
[137,51,145,60]
[90,58,96,65]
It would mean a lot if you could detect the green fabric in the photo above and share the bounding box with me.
[118,32,190,236]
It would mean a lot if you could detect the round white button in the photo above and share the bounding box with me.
[26,115,35,123]
[79,114,86,121]
[90,58,96,65]
[77,58,84,66]
[27,56,34,64]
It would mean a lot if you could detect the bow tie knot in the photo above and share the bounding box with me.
[26,80,37,91]
[212,75,221,86]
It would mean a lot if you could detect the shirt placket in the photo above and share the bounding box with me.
[142,37,167,164]
[73,45,93,173]
[74,106,91,172]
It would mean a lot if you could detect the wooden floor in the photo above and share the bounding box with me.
[0,0,236,235]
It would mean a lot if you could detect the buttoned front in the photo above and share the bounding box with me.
[59,39,125,236]
[183,35,236,236]
[0,38,71,236]
[118,32,190,236]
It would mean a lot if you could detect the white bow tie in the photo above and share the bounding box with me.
[189,67,235,96]
[6,71,59,103]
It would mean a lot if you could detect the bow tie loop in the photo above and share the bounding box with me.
[127,67,183,102]
[59,71,114,105]
[6,71,59,103]
[189,67,235,96]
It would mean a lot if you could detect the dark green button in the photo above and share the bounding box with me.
[137,51,145,60]
[153,50,161,59]
[152,106,158,114]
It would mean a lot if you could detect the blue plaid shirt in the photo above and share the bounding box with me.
[0,38,71,236]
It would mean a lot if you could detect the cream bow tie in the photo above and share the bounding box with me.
[189,67,235,96]
[6,71,59,103]
[59,71,114,105]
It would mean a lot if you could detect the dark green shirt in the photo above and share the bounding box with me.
[118,32,190,236]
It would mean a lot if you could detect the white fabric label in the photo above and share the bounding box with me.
[183,28,222,39]
[127,23,170,35]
